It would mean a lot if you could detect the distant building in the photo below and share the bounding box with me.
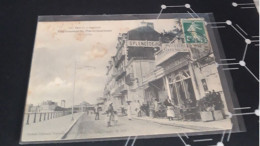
[26,104,40,113]
[73,101,95,113]
[60,100,66,107]
[39,100,58,112]
[96,97,107,111]
[25,104,33,112]
[27,100,68,113]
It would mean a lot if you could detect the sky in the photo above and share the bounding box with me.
[26,18,179,107]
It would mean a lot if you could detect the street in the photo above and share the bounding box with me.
[63,112,198,140]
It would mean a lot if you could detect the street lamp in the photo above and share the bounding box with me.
[71,61,95,121]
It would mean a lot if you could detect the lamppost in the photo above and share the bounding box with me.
[71,61,95,121]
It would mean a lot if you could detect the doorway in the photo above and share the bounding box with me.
[168,67,196,107]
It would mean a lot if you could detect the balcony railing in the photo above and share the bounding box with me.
[125,73,135,85]
[115,67,126,80]
[110,83,126,96]
[114,48,125,68]
[155,43,189,66]
[118,84,126,93]
[142,66,165,84]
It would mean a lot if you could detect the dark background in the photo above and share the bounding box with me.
[0,0,259,146]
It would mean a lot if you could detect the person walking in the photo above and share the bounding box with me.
[95,105,100,120]
[113,111,118,125]
[121,106,126,116]
[127,101,132,120]
[164,98,175,121]
[106,102,114,127]
[137,100,142,117]
[153,98,159,118]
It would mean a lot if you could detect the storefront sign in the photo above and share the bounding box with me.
[126,40,160,47]
[161,43,189,52]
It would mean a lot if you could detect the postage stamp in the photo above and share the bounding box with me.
[182,19,208,44]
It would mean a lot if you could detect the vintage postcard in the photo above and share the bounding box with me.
[20,14,243,144]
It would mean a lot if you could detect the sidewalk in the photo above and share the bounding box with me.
[133,116,232,131]
[21,112,84,142]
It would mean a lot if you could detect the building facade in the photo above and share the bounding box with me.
[103,22,160,115]
[142,19,228,120]
[104,19,228,121]
[26,100,68,113]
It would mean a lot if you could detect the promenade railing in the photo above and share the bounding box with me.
[24,111,73,125]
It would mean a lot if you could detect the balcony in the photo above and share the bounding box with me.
[114,48,125,68]
[142,66,165,84]
[125,73,135,85]
[110,84,127,97]
[115,67,126,81]
[118,84,127,93]
[155,43,189,66]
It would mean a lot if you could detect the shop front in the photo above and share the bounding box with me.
[141,78,168,118]
[167,67,196,107]
[157,50,201,121]
[165,65,199,121]
[110,84,128,116]
[162,53,227,121]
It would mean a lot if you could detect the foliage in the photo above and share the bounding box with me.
[160,26,181,43]
[197,91,224,112]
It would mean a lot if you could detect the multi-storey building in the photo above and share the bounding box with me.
[103,22,160,115]
[142,18,228,119]
[104,19,227,120]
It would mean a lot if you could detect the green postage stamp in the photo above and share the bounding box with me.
[182,19,208,44]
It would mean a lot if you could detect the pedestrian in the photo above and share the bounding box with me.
[149,100,155,118]
[106,102,114,127]
[95,105,100,120]
[153,98,159,118]
[121,106,126,116]
[105,112,111,127]
[127,101,132,120]
[137,100,142,117]
[113,111,118,125]
[164,98,175,121]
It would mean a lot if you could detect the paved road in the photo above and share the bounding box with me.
[64,113,198,140]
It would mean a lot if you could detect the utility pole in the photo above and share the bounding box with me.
[72,61,77,121]
[71,61,95,121]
